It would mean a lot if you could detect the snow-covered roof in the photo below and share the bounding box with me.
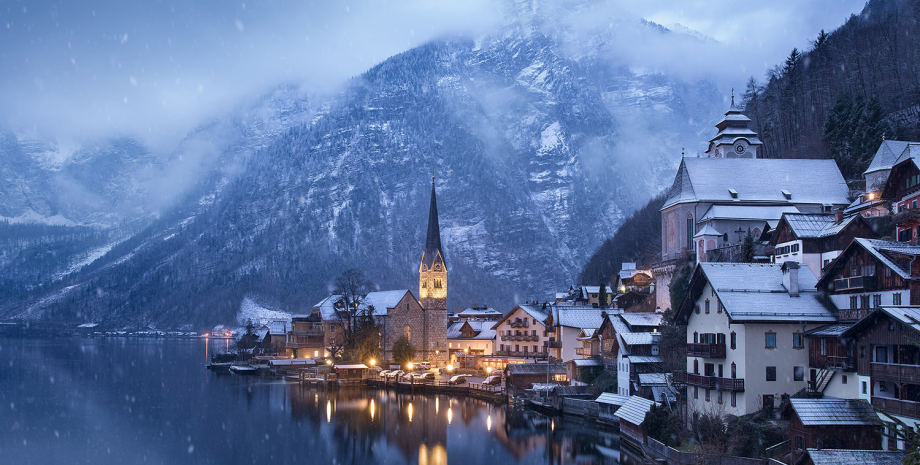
[805,323,853,337]
[691,263,835,323]
[595,393,630,406]
[268,320,289,335]
[458,307,501,317]
[693,223,723,238]
[269,358,316,366]
[788,398,876,426]
[779,213,858,239]
[638,373,669,386]
[662,158,850,210]
[825,238,920,282]
[447,320,497,340]
[361,290,412,316]
[335,364,368,370]
[619,332,658,346]
[651,385,678,404]
[614,396,657,425]
[571,358,603,367]
[866,140,912,174]
[515,305,550,324]
[804,449,904,465]
[625,355,662,364]
[619,313,664,328]
[880,306,920,329]
[699,205,799,222]
[552,307,608,329]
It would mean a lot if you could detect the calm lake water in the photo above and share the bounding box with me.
[0,337,637,465]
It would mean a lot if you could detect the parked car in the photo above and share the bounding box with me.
[439,365,455,375]
[387,370,404,379]
[378,370,391,378]
[399,372,415,382]
[414,372,435,381]
[448,375,468,385]
[417,362,432,370]
[483,375,502,386]
[490,370,504,379]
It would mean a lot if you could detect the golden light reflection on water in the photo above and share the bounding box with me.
[326,400,332,423]
[435,397,439,414]
[486,414,492,431]
[370,399,375,421]
[419,444,447,465]
[408,402,414,422]
[447,407,453,424]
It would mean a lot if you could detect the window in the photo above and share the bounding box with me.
[330,337,335,345]
[730,332,736,350]
[731,392,736,407]
[889,319,896,331]
[694,386,699,399]
[842,375,848,384]
[874,295,882,309]
[523,346,528,353]
[687,215,693,249]
[694,332,699,344]
[705,299,710,314]
[765,332,776,349]
[794,366,804,381]
[717,391,723,404]
[862,381,867,394]
[876,346,889,363]
[791,243,800,253]
[820,338,827,355]
[766,366,776,381]
[914,199,918,209]
[500,344,504,351]
[705,389,710,402]
[861,295,870,309]
[793,333,803,349]
[861,346,867,358]
[900,228,914,242]
[718,301,723,314]
[850,296,858,310]
[404,325,411,341]
[795,436,804,451]
[695,304,700,315]
[694,359,699,374]
[895,293,903,305]
[731,362,736,379]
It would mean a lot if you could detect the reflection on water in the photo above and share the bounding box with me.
[0,338,638,464]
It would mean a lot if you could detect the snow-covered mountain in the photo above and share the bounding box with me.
[1,4,722,326]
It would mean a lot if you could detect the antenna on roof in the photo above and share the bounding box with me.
[731,88,735,106]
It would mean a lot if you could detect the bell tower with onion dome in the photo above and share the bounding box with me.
[706,90,763,158]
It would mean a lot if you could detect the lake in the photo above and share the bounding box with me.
[0,337,639,464]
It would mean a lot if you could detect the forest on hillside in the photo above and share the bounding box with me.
[741,0,920,180]
[582,0,920,283]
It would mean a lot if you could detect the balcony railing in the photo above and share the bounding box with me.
[290,329,325,337]
[832,275,878,292]
[872,396,920,418]
[575,347,596,356]
[286,340,325,348]
[870,362,920,383]
[826,355,856,371]
[673,370,744,391]
[838,309,870,321]
[509,320,530,328]
[494,350,543,357]
[501,334,539,342]
[544,341,562,349]
[687,343,726,359]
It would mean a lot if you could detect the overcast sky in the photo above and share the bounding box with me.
[0,0,866,152]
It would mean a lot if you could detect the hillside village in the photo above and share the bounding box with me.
[211,98,920,464]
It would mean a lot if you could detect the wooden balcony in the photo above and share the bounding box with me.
[826,355,856,371]
[575,347,596,356]
[544,340,562,349]
[837,309,870,321]
[494,350,542,357]
[291,329,325,337]
[286,340,325,349]
[509,320,530,328]
[687,343,726,359]
[673,370,744,391]
[832,275,878,292]
[870,362,920,383]
[872,396,920,419]
[501,334,539,342]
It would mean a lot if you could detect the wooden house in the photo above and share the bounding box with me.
[769,212,874,278]
[504,363,567,397]
[816,238,920,320]
[782,398,880,464]
[614,396,657,447]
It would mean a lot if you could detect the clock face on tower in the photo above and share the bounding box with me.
[734,143,746,155]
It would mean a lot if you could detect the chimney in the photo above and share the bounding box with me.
[783,262,800,297]
[834,211,843,224]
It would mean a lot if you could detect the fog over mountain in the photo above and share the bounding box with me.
[0,0,866,326]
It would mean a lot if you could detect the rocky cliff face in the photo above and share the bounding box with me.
[1,6,721,326]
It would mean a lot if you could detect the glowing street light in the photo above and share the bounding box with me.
[326,359,333,365]
[369,359,376,366]
[406,362,414,370]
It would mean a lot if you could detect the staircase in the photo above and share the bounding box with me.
[808,368,834,396]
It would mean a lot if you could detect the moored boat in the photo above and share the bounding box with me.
[229,364,258,375]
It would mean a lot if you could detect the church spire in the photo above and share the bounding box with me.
[423,177,444,267]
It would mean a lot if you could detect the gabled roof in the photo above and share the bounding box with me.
[804,323,853,337]
[866,140,912,174]
[803,449,904,465]
[505,363,565,375]
[552,307,609,329]
[638,373,669,386]
[492,305,550,329]
[614,396,657,425]
[786,398,876,426]
[676,263,835,325]
[662,158,850,210]
[817,238,920,287]
[571,358,603,367]
[843,306,920,338]
[447,320,496,340]
[625,355,663,364]
[595,393,630,406]
[693,222,723,238]
[777,213,862,240]
[619,313,664,328]
[361,289,414,316]
[619,332,659,346]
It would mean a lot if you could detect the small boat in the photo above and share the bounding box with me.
[230,364,259,375]
[206,362,233,372]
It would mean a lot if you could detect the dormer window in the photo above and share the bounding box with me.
[781,190,792,200]
[728,189,738,199]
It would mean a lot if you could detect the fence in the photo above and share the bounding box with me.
[646,438,768,465]
[561,398,599,418]
[365,379,506,403]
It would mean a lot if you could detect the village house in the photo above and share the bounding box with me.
[548,306,610,362]
[802,323,859,399]
[798,449,905,465]
[674,262,836,420]
[446,319,495,360]
[287,296,348,359]
[769,212,875,278]
[781,398,881,464]
[613,395,658,448]
[488,304,553,370]
[504,363,567,397]
[881,143,920,242]
[841,306,920,450]
[816,238,920,319]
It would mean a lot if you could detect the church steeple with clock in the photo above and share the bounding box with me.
[419,177,447,311]
[705,91,763,158]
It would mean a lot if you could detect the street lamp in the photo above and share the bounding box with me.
[407,362,414,371]
[369,359,376,367]
[326,359,333,365]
